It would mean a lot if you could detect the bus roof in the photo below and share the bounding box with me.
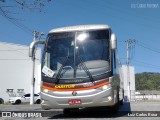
[49,24,110,33]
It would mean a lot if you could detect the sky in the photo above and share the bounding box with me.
[0,0,160,73]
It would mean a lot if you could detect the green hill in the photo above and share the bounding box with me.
[135,72,160,90]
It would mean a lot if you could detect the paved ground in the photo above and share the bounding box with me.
[0,101,160,120]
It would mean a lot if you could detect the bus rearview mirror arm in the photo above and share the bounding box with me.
[29,40,46,58]
[110,33,117,50]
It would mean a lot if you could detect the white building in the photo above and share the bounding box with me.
[0,42,41,103]
[122,65,135,101]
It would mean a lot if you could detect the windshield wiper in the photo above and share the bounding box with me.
[55,56,69,84]
[78,55,94,83]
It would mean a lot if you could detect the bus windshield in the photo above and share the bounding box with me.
[43,30,110,81]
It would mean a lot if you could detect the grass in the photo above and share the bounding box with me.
[3,102,31,105]
[4,102,11,105]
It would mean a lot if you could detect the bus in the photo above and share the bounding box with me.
[29,24,124,113]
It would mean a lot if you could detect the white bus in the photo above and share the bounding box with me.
[29,24,124,113]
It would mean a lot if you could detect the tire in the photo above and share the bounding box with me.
[63,108,78,114]
[120,89,124,105]
[63,108,71,114]
[120,99,124,105]
[110,100,120,113]
[109,89,120,113]
[36,99,41,104]
[0,98,4,104]
[15,100,21,104]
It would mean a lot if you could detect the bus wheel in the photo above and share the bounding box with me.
[109,93,120,113]
[63,109,71,114]
[63,108,79,114]
[120,89,124,105]
[109,101,120,113]
[120,99,123,105]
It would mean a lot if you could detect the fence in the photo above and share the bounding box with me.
[124,90,160,101]
[135,90,160,101]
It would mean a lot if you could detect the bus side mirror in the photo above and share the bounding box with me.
[110,33,117,50]
[29,40,46,58]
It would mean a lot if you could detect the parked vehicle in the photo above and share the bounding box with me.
[0,98,4,104]
[9,93,41,104]
[29,24,124,113]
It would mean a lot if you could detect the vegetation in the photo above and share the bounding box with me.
[135,72,160,90]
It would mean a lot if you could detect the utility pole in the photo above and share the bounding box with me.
[125,39,136,101]
[30,31,38,105]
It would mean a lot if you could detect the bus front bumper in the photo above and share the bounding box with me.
[40,87,115,110]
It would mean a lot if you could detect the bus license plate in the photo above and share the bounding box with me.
[68,99,81,104]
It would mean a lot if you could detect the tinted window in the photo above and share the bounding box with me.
[24,94,30,97]
[34,94,39,96]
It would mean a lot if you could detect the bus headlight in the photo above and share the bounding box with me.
[43,89,49,93]
[108,96,112,101]
[102,85,108,90]
[102,84,111,90]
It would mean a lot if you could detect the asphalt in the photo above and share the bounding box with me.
[0,101,160,120]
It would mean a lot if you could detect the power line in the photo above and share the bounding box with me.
[125,39,136,64]
[121,57,160,69]
[132,59,160,69]
[119,40,160,72]
[120,40,160,54]
[0,58,40,60]
[87,0,160,22]
[125,39,136,101]
[120,53,160,71]
[137,42,160,54]
[0,49,28,51]
[0,43,29,57]
[0,11,33,35]
[100,0,160,22]
[0,1,45,36]
[80,0,160,29]
[0,59,30,60]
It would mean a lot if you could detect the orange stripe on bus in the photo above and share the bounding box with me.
[42,81,109,92]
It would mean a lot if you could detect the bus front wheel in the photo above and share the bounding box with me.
[109,91,120,113]
[63,108,79,114]
[63,108,71,114]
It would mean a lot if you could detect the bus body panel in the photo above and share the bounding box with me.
[41,87,116,109]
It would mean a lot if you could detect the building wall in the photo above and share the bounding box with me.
[0,42,41,102]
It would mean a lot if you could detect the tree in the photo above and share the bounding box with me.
[0,0,52,35]
[135,72,160,90]
[0,0,51,20]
